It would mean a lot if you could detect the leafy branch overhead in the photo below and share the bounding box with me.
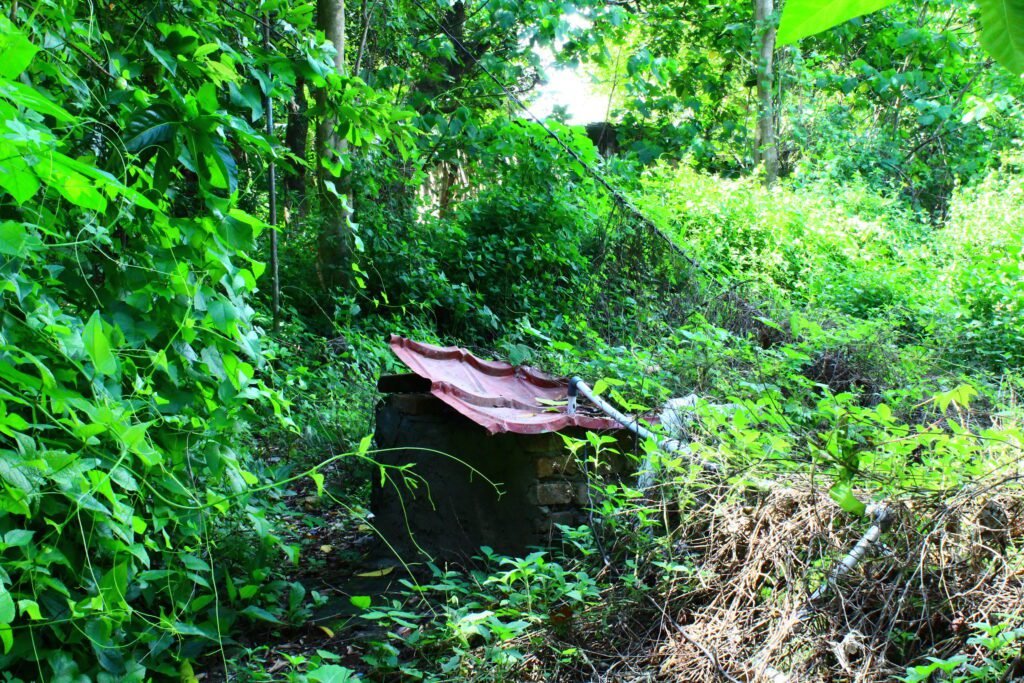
[779,0,1024,74]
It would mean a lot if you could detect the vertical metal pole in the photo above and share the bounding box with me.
[263,13,281,332]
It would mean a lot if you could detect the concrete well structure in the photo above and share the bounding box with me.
[370,337,635,560]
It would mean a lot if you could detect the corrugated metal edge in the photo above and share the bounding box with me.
[388,335,624,435]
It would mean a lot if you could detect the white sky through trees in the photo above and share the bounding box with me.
[529,61,608,124]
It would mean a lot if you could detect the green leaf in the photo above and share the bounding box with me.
[936,384,979,413]
[197,133,238,194]
[979,0,1024,74]
[83,311,118,376]
[196,82,219,114]
[777,0,898,45]
[0,451,35,495]
[117,422,152,451]
[180,660,200,683]
[3,529,33,547]
[0,222,28,256]
[99,562,129,609]
[240,605,283,624]
[829,482,867,516]
[0,585,13,623]
[53,153,161,211]
[17,599,41,620]
[49,167,107,212]
[0,80,74,122]
[307,665,356,683]
[125,104,179,154]
[349,595,371,609]
[0,18,39,78]
[0,155,40,205]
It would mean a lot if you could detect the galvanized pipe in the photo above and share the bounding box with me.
[568,376,721,475]
[749,504,892,680]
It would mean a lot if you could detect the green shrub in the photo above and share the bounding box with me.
[930,165,1024,369]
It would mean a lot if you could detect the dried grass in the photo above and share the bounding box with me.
[635,481,1024,682]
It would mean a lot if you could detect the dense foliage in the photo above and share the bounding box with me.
[2,0,1024,680]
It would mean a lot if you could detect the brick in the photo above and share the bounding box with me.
[572,481,591,505]
[535,455,578,478]
[547,510,577,529]
[535,510,577,536]
[532,481,573,506]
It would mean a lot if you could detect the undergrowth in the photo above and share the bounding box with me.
[261,159,1024,682]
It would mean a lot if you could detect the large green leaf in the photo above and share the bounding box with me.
[196,132,238,194]
[43,164,107,213]
[0,451,36,496]
[0,18,39,78]
[83,312,118,376]
[777,0,898,44]
[0,150,40,205]
[0,584,12,654]
[0,584,14,623]
[0,80,73,123]
[0,222,28,257]
[978,0,1024,74]
[829,482,867,516]
[124,104,179,154]
[307,665,356,683]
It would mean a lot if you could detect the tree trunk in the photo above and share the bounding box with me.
[315,0,351,290]
[754,0,779,187]
[284,75,309,210]
[263,14,281,331]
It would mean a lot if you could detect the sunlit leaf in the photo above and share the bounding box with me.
[0,587,13,624]
[0,80,73,122]
[0,18,39,78]
[0,222,28,256]
[307,664,356,683]
[777,0,898,44]
[829,482,867,516]
[978,0,1024,73]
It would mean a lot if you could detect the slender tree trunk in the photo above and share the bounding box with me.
[315,0,350,290]
[754,0,779,187]
[284,75,309,210]
[263,14,281,331]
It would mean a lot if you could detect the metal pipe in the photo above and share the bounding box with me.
[802,504,892,612]
[569,376,721,475]
[749,504,892,681]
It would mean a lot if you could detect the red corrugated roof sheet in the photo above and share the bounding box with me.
[388,335,623,435]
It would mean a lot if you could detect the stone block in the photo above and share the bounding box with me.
[572,481,591,505]
[547,510,577,529]
[535,455,578,478]
[532,481,574,506]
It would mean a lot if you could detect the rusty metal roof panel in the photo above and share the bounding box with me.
[387,335,623,435]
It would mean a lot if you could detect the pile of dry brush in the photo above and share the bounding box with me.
[577,478,1024,683]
